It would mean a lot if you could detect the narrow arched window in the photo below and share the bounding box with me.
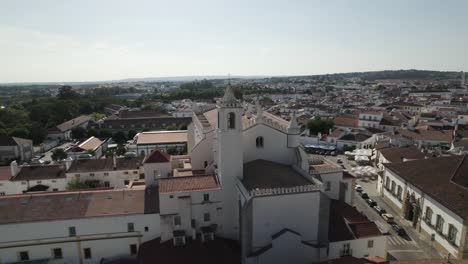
[228,112,236,129]
[256,136,264,148]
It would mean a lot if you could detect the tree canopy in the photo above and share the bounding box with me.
[307,117,334,135]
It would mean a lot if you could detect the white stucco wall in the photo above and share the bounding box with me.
[251,191,321,249]
[242,124,295,165]
[328,236,387,260]
[144,162,172,186]
[420,195,465,257]
[0,213,160,263]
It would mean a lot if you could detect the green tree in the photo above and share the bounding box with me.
[307,116,334,135]
[112,131,127,144]
[71,127,87,139]
[51,148,67,161]
[90,112,106,120]
[116,144,126,156]
[166,147,179,155]
[99,129,112,138]
[66,179,88,190]
[57,86,79,100]
[87,128,98,137]
[127,130,138,140]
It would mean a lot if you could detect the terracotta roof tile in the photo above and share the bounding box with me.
[384,156,468,220]
[144,150,171,163]
[159,175,220,193]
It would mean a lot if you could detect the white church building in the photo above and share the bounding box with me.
[0,85,386,264]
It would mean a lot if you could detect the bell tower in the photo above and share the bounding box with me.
[216,83,243,240]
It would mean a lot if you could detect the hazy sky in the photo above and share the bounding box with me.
[1,0,468,83]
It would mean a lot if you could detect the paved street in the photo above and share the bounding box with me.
[353,170,443,261]
[325,155,443,261]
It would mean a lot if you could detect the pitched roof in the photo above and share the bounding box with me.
[242,159,313,190]
[67,157,142,173]
[11,165,66,181]
[0,136,32,146]
[329,200,383,242]
[135,131,187,145]
[159,175,220,193]
[379,145,425,163]
[396,128,452,143]
[78,136,104,151]
[144,150,171,163]
[50,115,91,132]
[333,116,359,128]
[384,156,468,220]
[0,189,146,224]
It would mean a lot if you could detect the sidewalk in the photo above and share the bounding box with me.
[371,194,443,260]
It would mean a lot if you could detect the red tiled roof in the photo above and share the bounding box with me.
[333,116,359,128]
[329,200,382,242]
[144,150,171,163]
[159,175,220,193]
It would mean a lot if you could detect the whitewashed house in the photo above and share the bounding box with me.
[0,188,160,264]
[377,156,468,260]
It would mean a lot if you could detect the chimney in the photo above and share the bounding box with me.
[113,155,117,170]
[10,160,19,177]
[64,157,73,171]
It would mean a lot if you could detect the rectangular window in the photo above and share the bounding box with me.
[325,181,331,191]
[397,186,402,200]
[84,248,92,259]
[69,226,76,236]
[52,248,63,259]
[153,170,161,180]
[436,215,444,233]
[0,192,5,196]
[52,180,56,183]
[21,181,26,185]
[391,181,396,194]
[368,240,374,248]
[425,207,433,225]
[133,171,138,174]
[90,173,95,177]
[203,193,210,202]
[19,251,29,261]
[448,224,458,244]
[124,180,130,185]
[53,188,58,191]
[104,181,110,187]
[204,213,210,222]
[130,244,137,255]
[128,222,135,232]
[104,172,109,176]
[124,171,129,174]
[144,226,149,232]
[174,215,181,226]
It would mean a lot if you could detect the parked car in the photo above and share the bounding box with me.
[391,223,407,236]
[373,205,387,215]
[382,213,395,223]
[330,151,337,156]
[355,184,363,192]
[366,198,377,207]
[360,191,369,199]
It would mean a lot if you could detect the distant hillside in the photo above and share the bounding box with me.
[310,69,462,81]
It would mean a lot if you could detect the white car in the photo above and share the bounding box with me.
[355,184,363,192]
